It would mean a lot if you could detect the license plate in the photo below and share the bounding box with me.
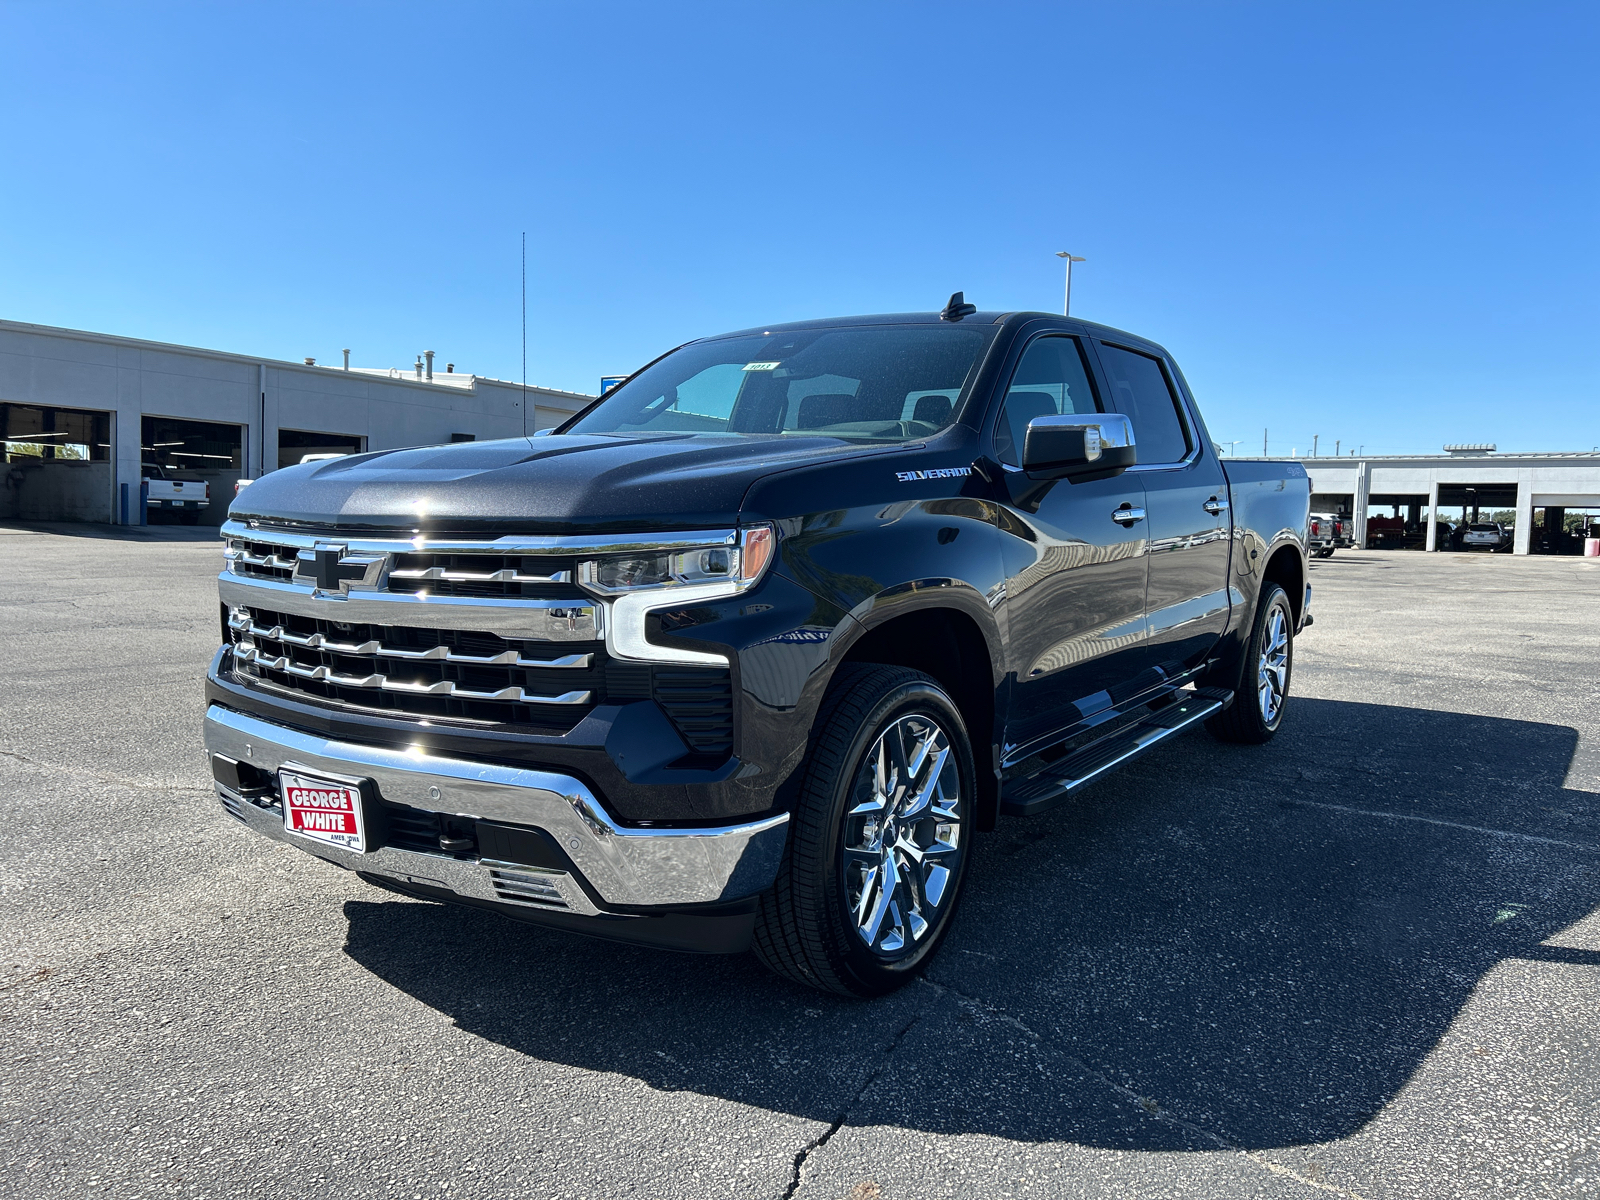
[279,768,368,853]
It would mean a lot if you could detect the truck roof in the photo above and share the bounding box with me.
[711,310,1165,354]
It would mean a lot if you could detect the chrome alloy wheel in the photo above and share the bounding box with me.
[1257,604,1290,726]
[842,714,963,958]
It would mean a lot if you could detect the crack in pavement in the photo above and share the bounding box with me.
[917,977,1372,1200]
[1279,797,1600,853]
[780,1011,923,1200]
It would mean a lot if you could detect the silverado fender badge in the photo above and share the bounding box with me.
[896,467,972,483]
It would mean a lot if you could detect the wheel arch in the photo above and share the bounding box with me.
[1262,541,1307,626]
[834,604,1001,831]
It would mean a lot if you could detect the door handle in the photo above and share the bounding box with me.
[1203,497,1229,515]
[1111,505,1146,526]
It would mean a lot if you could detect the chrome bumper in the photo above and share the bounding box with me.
[202,705,788,911]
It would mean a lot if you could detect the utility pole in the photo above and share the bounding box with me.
[1313,434,1319,457]
[1263,429,1269,456]
[1055,251,1085,315]
[521,232,528,436]
[1335,439,1340,457]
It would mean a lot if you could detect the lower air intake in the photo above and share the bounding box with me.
[653,667,734,756]
[217,786,250,824]
[487,863,571,910]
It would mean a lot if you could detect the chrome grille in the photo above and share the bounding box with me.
[229,610,593,671]
[223,531,585,601]
[385,553,579,599]
[223,537,297,583]
[228,605,603,728]
[216,521,738,756]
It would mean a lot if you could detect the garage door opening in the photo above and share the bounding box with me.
[142,415,244,527]
[1434,483,1518,552]
[1531,505,1600,555]
[2,401,113,522]
[278,429,364,470]
[1364,493,1432,549]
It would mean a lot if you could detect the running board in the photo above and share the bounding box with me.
[1001,687,1233,816]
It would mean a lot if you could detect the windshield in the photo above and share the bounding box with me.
[1469,523,1499,532]
[565,325,995,442]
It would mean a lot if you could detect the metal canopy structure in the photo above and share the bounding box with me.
[1287,452,1600,555]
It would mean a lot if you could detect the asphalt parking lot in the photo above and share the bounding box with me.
[3,524,1597,1200]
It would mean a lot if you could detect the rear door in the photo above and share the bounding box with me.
[1093,340,1232,675]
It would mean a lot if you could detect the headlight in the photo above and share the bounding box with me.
[577,525,776,667]
[578,526,775,595]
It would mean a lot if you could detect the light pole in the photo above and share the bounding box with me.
[1056,251,1085,315]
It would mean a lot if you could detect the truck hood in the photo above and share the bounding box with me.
[230,433,890,534]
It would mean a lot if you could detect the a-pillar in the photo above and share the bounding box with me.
[1352,461,1372,548]
[1425,480,1440,551]
[1514,486,1533,554]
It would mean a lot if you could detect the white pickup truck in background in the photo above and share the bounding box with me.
[141,463,209,525]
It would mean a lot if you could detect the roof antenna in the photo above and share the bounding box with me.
[940,291,977,321]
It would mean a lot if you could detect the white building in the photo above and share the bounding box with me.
[0,319,593,526]
[1293,448,1600,555]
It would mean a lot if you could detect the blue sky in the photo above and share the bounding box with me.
[1,2,1595,456]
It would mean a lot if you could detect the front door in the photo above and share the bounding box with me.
[1095,340,1232,675]
[991,333,1150,761]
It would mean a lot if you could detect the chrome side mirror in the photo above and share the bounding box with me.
[1021,413,1137,476]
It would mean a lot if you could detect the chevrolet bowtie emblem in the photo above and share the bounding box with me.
[294,543,389,597]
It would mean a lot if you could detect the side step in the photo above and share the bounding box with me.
[1000,687,1233,816]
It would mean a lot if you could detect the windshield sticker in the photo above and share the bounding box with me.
[896,467,972,482]
[742,361,781,371]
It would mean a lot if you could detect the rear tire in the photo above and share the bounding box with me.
[753,664,975,997]
[1207,583,1294,745]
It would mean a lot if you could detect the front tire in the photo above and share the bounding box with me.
[753,664,975,997]
[1207,583,1294,745]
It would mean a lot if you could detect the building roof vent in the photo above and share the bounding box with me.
[304,357,316,366]
[1444,443,1496,455]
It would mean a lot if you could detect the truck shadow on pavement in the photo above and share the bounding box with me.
[341,697,1600,1150]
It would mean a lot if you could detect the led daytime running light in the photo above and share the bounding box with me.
[578,525,775,595]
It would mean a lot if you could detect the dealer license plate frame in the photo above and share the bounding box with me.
[279,765,370,854]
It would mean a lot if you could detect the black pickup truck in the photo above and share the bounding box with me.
[204,301,1310,996]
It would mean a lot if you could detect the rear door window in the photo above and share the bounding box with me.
[1096,343,1192,465]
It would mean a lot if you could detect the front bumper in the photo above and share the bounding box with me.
[202,704,789,936]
